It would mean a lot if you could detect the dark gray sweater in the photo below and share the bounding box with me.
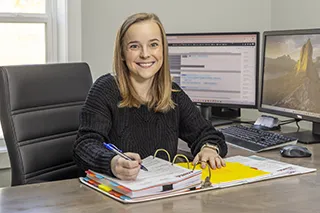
[73,74,227,176]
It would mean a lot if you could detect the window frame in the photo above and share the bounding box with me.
[0,0,64,141]
[0,0,58,63]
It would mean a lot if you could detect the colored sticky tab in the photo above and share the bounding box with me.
[85,170,94,175]
[120,195,131,200]
[95,174,104,179]
[91,179,100,185]
[98,184,112,192]
[86,173,95,178]
[117,185,131,192]
[88,179,99,187]
[109,181,119,187]
[109,190,123,198]
[83,177,90,182]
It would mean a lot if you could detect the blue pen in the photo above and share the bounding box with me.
[103,142,148,171]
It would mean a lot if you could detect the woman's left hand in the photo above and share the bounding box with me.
[193,147,226,169]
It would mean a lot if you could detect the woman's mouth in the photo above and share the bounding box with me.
[136,62,155,68]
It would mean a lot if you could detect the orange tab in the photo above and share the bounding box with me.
[88,179,99,187]
[109,190,123,198]
[117,185,131,192]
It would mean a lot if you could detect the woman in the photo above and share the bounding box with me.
[73,13,228,181]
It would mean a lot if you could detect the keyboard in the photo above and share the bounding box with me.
[220,125,298,152]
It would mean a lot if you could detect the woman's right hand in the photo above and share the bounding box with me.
[110,152,142,180]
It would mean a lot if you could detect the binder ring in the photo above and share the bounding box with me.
[153,149,171,162]
[192,161,212,188]
[171,154,190,168]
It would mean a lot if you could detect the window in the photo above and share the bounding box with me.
[0,0,58,66]
[0,0,61,140]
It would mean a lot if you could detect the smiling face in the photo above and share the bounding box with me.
[123,20,163,83]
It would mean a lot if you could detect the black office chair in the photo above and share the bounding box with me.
[0,62,92,186]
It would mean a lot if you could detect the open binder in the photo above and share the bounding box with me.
[84,158,201,198]
[81,149,202,200]
[80,151,317,203]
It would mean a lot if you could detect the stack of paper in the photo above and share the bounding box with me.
[85,156,202,199]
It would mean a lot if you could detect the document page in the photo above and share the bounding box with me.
[226,155,289,173]
[106,156,201,191]
[226,155,316,181]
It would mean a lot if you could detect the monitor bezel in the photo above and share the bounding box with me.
[259,28,320,123]
[166,32,260,109]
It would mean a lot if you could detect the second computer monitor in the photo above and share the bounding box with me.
[167,32,260,120]
[260,28,320,143]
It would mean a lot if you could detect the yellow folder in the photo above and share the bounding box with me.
[177,162,270,184]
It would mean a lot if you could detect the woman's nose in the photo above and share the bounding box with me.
[140,47,150,58]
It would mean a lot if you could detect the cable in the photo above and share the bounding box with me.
[279,121,295,126]
[279,120,296,126]
[295,119,301,131]
[279,118,296,123]
[278,118,301,132]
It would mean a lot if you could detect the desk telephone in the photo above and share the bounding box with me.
[252,115,280,131]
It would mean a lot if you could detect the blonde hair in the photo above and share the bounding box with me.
[113,12,175,113]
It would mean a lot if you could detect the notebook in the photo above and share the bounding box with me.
[85,155,202,198]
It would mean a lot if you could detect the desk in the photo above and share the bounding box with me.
[1,144,319,213]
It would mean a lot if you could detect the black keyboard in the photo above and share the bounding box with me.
[220,125,298,152]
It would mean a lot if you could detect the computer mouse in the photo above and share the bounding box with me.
[280,145,312,158]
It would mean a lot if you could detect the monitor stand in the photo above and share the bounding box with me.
[211,119,233,127]
[198,105,240,127]
[283,122,320,144]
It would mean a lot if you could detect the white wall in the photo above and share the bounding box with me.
[271,0,320,30]
[81,0,271,80]
[79,0,316,129]
[66,0,82,62]
[264,0,320,129]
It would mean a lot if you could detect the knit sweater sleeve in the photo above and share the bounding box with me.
[73,74,117,176]
[175,85,228,158]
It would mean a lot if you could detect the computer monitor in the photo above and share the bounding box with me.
[167,32,260,123]
[260,28,320,143]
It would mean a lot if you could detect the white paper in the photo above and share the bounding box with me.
[106,156,201,191]
[225,155,316,184]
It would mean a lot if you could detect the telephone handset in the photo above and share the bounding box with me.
[252,115,280,131]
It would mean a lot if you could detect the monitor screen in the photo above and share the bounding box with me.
[260,29,320,143]
[167,32,259,108]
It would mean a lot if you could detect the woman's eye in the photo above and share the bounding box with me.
[129,44,139,49]
[150,43,159,47]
